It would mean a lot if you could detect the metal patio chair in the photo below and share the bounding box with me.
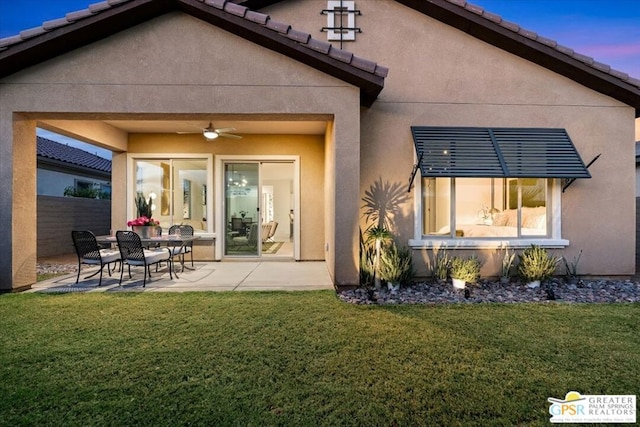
[115,230,172,287]
[71,230,121,286]
[168,224,195,268]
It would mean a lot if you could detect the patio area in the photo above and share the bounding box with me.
[30,260,334,293]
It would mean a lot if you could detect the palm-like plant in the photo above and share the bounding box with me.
[366,226,393,289]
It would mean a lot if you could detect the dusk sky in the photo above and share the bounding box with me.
[1,0,638,151]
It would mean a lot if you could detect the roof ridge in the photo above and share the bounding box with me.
[0,0,388,79]
[442,0,640,89]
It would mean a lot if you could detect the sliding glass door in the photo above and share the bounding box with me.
[222,160,296,258]
[224,163,260,256]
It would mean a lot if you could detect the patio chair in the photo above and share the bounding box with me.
[261,221,278,243]
[168,224,194,267]
[115,230,172,287]
[71,230,121,286]
[261,222,272,243]
[266,221,278,242]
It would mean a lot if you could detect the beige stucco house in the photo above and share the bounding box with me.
[2,0,640,291]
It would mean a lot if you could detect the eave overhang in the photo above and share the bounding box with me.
[0,0,386,108]
[395,0,640,117]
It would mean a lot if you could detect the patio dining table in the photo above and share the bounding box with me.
[96,234,200,274]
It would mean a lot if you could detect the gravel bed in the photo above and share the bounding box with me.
[37,263,77,276]
[338,278,640,305]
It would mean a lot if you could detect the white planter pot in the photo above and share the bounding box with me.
[526,280,541,289]
[452,278,466,289]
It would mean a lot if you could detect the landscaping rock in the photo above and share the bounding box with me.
[338,279,640,305]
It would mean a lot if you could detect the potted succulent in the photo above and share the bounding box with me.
[517,244,559,288]
[449,255,481,289]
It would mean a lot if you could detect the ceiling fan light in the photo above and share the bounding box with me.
[203,129,218,140]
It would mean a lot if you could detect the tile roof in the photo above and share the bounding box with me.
[37,137,112,173]
[438,0,640,88]
[1,0,639,112]
[0,0,387,106]
[393,0,640,116]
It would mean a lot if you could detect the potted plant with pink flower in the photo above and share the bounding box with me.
[128,193,160,238]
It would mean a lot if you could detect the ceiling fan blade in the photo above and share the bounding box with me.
[215,127,236,133]
[218,133,242,139]
[176,131,201,134]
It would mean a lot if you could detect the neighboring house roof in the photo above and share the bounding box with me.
[37,137,112,175]
[0,0,387,107]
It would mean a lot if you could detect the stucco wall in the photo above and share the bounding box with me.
[0,11,361,289]
[265,0,637,277]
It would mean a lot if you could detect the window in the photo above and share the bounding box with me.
[422,177,548,239]
[410,126,590,247]
[131,157,210,232]
[324,1,357,41]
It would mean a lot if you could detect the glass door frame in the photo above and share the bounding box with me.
[215,155,300,260]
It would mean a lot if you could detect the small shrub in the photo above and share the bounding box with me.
[431,248,450,281]
[518,245,559,283]
[449,255,481,283]
[63,186,110,199]
[378,244,414,286]
[562,249,583,279]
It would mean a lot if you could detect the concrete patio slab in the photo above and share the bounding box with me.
[29,261,334,293]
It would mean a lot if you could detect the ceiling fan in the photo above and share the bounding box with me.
[178,121,242,140]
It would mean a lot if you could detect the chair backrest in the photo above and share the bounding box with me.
[169,224,194,237]
[268,221,278,239]
[169,225,194,248]
[231,217,244,232]
[116,230,145,262]
[247,223,259,245]
[72,230,101,260]
[261,223,271,241]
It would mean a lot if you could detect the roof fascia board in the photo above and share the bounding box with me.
[176,0,384,106]
[233,0,283,9]
[0,0,173,79]
[396,0,640,117]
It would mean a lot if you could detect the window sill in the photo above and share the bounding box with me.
[408,238,569,249]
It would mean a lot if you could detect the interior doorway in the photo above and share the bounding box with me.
[219,157,297,259]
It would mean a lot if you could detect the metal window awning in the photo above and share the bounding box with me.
[411,127,592,179]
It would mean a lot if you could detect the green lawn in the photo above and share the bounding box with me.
[0,291,637,426]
